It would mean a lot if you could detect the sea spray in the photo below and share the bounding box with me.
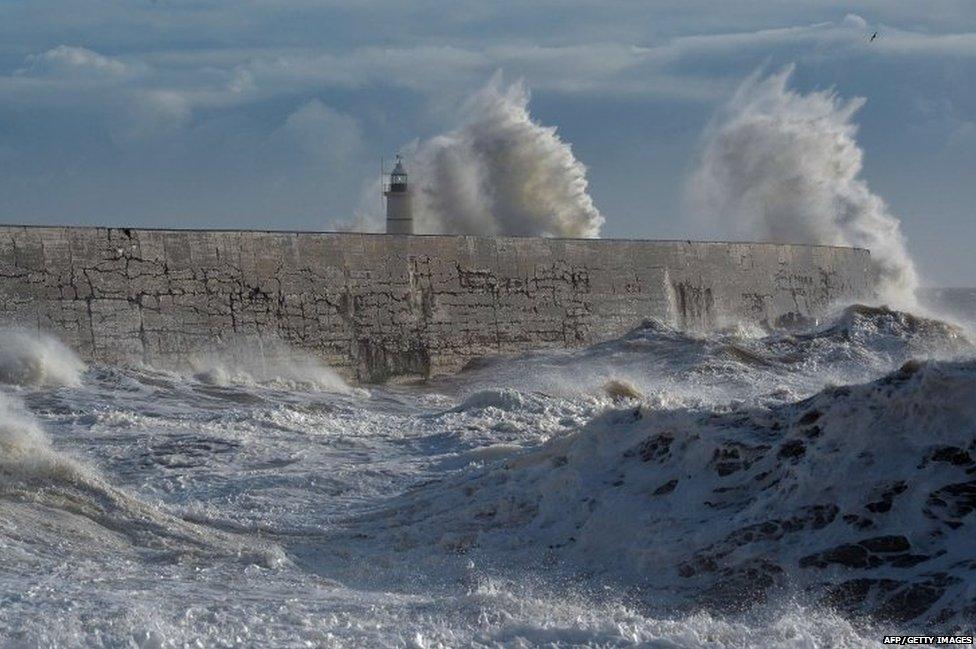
[689,65,919,308]
[410,74,603,237]
[188,340,357,394]
[0,329,85,388]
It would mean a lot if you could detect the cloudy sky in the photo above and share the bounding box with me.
[1,1,974,285]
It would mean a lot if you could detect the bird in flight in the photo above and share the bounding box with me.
[870,31,878,42]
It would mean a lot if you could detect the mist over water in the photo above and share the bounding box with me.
[406,75,604,238]
[689,66,919,308]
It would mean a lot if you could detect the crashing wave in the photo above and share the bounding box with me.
[365,358,976,627]
[410,74,604,238]
[689,66,918,307]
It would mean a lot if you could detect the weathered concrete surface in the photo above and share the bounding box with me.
[0,225,873,381]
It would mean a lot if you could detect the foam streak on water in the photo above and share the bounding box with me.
[0,295,974,647]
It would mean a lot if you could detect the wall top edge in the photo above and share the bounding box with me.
[0,222,871,254]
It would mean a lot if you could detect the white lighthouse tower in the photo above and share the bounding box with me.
[384,155,413,235]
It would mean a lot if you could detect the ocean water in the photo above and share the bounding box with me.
[0,293,974,648]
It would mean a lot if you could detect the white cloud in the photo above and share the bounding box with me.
[842,14,869,29]
[272,99,363,165]
[19,45,130,79]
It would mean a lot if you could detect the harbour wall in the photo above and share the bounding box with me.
[0,225,874,381]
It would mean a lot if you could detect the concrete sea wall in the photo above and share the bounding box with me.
[0,225,873,381]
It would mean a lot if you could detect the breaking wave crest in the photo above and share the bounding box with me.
[0,329,85,387]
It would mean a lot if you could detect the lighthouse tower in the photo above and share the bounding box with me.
[384,155,413,235]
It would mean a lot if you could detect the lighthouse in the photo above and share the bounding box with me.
[384,155,413,235]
